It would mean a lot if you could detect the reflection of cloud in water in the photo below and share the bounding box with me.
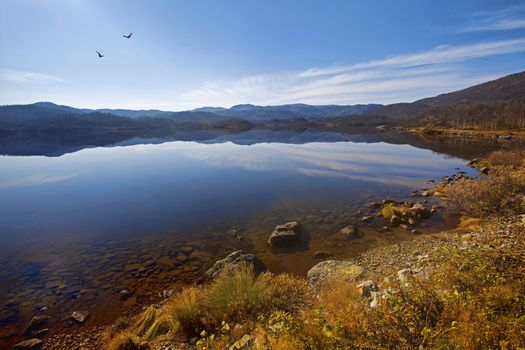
[297,168,424,187]
[152,141,464,187]
[0,173,78,189]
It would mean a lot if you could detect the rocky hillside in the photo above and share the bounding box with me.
[375,70,525,118]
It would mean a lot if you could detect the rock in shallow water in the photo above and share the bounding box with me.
[23,315,50,336]
[339,225,361,239]
[13,338,43,349]
[313,251,333,259]
[267,221,301,248]
[205,251,267,279]
[70,311,89,324]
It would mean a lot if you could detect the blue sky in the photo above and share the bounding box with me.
[1,0,524,110]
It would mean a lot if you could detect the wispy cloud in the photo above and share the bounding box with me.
[172,37,525,109]
[0,173,78,189]
[462,4,525,32]
[0,69,63,83]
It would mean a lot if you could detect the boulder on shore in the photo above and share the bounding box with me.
[205,251,267,279]
[267,221,301,248]
[307,260,365,292]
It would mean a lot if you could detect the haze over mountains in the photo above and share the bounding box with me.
[1,70,524,130]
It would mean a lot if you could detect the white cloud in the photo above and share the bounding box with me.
[0,69,63,83]
[462,4,525,32]
[0,173,78,189]
[172,37,525,109]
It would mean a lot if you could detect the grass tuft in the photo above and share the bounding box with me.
[106,331,140,350]
[134,305,157,336]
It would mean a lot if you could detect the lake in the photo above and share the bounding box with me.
[0,131,483,339]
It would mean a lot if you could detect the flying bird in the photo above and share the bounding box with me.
[96,51,104,58]
[123,33,132,39]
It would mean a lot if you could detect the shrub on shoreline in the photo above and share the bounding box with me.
[445,167,525,218]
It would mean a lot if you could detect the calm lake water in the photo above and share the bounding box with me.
[0,132,481,340]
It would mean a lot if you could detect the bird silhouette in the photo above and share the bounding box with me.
[96,51,104,58]
[123,33,132,39]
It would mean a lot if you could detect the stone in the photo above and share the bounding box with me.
[356,280,378,298]
[339,225,361,239]
[397,269,412,283]
[369,292,380,308]
[23,315,50,336]
[229,334,254,350]
[70,311,89,324]
[227,229,243,240]
[468,158,481,167]
[361,215,372,222]
[205,251,267,279]
[498,134,512,140]
[13,339,43,349]
[367,202,382,209]
[409,202,432,219]
[307,260,365,292]
[480,167,490,175]
[411,229,422,235]
[400,224,410,230]
[119,289,132,300]
[124,263,144,273]
[267,221,301,248]
[313,251,333,259]
[156,256,175,269]
[390,215,402,226]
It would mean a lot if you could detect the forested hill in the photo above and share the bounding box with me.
[374,71,525,130]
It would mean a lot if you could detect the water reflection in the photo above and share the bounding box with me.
[0,137,477,344]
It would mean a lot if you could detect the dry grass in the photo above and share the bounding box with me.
[445,166,525,218]
[486,150,524,167]
[276,225,525,350]
[106,331,140,350]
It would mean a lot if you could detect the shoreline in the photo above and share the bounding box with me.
[25,159,479,349]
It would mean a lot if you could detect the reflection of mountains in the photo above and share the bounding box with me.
[0,128,516,160]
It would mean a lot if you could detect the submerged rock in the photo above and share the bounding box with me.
[119,289,132,300]
[307,260,365,292]
[13,339,43,349]
[205,251,267,279]
[313,251,333,259]
[70,311,89,324]
[23,315,50,336]
[227,229,244,240]
[339,225,361,239]
[267,221,301,248]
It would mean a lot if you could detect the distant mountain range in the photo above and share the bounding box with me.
[1,70,524,129]
[0,101,384,122]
